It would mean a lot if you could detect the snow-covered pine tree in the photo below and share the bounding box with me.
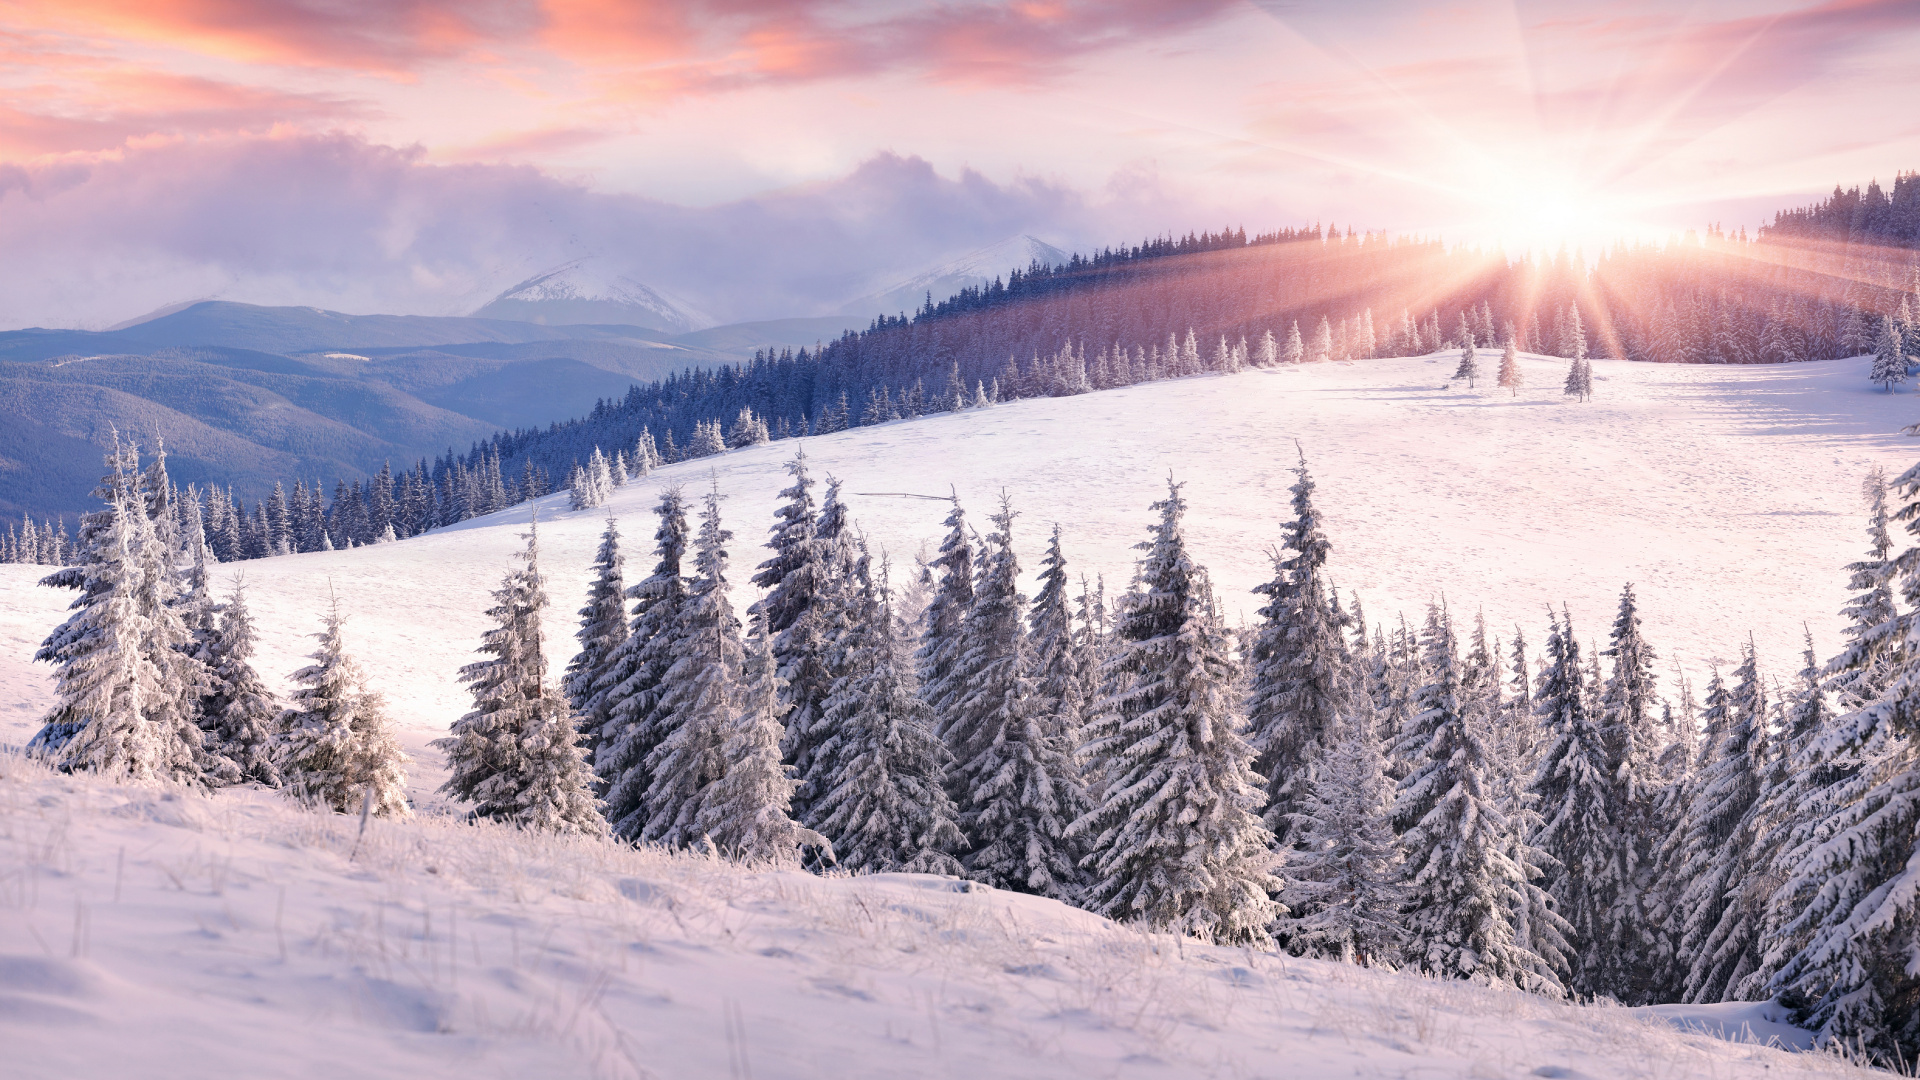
[947,497,1084,897]
[1676,639,1770,1004]
[1278,710,1405,965]
[696,611,805,861]
[1871,320,1906,392]
[642,485,744,848]
[1395,607,1568,995]
[435,518,603,834]
[1530,607,1644,1001]
[278,597,410,817]
[564,513,626,768]
[1738,628,1839,1001]
[33,482,227,784]
[1829,467,1901,708]
[197,582,281,785]
[1029,524,1094,857]
[597,487,691,840]
[1258,329,1278,367]
[813,560,967,874]
[918,495,976,745]
[1454,343,1479,388]
[1283,321,1306,364]
[749,451,844,823]
[1760,465,1920,1058]
[1068,478,1280,944]
[1246,450,1356,839]
[1497,341,1523,397]
[1313,317,1333,363]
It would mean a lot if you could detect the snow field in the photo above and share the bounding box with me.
[0,751,1869,1079]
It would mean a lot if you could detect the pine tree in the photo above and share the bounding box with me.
[597,488,691,840]
[698,612,805,861]
[436,519,604,834]
[1279,711,1405,965]
[198,583,281,785]
[1530,608,1642,1001]
[1675,640,1769,1004]
[919,496,976,744]
[33,482,227,784]
[1497,341,1523,396]
[813,561,966,874]
[1069,478,1280,944]
[279,598,410,817]
[1454,343,1479,388]
[1396,608,1568,995]
[947,497,1084,897]
[1283,321,1305,364]
[749,450,840,822]
[1830,467,1908,710]
[564,514,627,768]
[642,486,743,847]
[1247,451,1355,838]
[1871,320,1907,391]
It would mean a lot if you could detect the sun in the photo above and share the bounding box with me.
[1457,166,1661,255]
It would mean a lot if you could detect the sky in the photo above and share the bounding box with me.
[2,0,1917,330]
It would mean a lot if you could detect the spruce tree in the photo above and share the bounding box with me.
[1069,479,1280,944]
[1283,321,1305,364]
[749,450,839,821]
[1675,641,1770,1003]
[814,562,966,874]
[197,582,281,785]
[279,598,410,817]
[918,495,976,748]
[696,612,806,861]
[1395,608,1568,995]
[1871,320,1907,391]
[436,519,603,834]
[948,497,1084,897]
[1454,343,1479,388]
[597,488,691,840]
[1830,467,1901,708]
[1279,711,1405,965]
[1497,341,1523,396]
[1247,451,1355,838]
[34,484,227,784]
[643,486,744,848]
[564,513,627,767]
[1530,608,1642,1001]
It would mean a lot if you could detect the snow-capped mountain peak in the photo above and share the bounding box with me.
[474,258,709,333]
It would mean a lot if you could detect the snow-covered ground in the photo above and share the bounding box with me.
[2,352,1913,1077]
[0,751,1867,1079]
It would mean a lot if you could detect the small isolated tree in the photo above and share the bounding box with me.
[1872,320,1907,392]
[1279,711,1405,965]
[1070,478,1281,944]
[1454,343,1479,388]
[198,582,282,785]
[1497,341,1523,397]
[436,518,603,834]
[279,597,410,817]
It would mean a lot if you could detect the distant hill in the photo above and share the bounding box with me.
[836,235,1068,317]
[473,259,709,333]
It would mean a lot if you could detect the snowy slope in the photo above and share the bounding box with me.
[0,752,1863,1079]
[837,235,1067,317]
[475,259,710,333]
[1,351,1908,1077]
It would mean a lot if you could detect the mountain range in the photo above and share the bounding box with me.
[0,235,1064,522]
